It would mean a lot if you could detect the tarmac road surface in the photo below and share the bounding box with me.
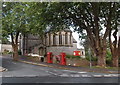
[0,55,119,83]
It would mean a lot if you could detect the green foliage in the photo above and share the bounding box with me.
[85,56,97,62]
[66,54,81,59]
[1,37,10,44]
[18,50,22,55]
[2,49,13,54]
[2,2,30,35]
[106,50,112,65]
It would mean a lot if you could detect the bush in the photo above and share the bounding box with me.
[18,50,22,55]
[106,50,112,65]
[86,56,97,61]
[8,51,13,54]
[2,49,12,54]
[66,55,81,59]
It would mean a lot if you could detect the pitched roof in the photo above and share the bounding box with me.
[73,38,77,43]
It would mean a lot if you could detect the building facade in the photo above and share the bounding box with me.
[19,29,85,56]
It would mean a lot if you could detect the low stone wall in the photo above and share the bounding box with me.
[1,44,13,52]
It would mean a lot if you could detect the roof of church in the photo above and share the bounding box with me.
[64,29,72,32]
[73,38,77,43]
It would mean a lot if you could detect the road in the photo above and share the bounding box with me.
[0,55,119,83]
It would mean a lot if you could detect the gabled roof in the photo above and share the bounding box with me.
[73,38,77,43]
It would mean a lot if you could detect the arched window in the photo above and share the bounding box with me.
[49,34,51,46]
[70,33,72,45]
[82,51,84,55]
[65,32,68,45]
[59,33,62,45]
[53,34,56,45]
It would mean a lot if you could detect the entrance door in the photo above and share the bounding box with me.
[39,47,44,56]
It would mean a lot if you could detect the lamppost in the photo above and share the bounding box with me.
[88,48,92,68]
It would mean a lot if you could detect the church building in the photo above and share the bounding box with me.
[19,29,85,57]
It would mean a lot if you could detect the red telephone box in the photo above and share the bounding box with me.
[47,52,53,63]
[60,52,66,65]
[73,51,81,56]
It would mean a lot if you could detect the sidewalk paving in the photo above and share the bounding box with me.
[19,56,119,74]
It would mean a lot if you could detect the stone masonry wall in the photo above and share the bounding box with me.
[46,43,77,55]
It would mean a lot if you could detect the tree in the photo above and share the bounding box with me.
[2,2,30,61]
[27,2,119,67]
[108,3,120,67]
[2,2,49,60]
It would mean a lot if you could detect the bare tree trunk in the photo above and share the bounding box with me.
[11,32,20,61]
[97,50,106,67]
[109,28,119,67]
[12,44,19,61]
[112,55,118,67]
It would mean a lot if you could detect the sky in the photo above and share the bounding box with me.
[70,27,84,49]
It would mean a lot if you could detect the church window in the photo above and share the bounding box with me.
[70,33,72,45]
[65,32,68,45]
[82,51,84,55]
[49,34,51,46]
[53,34,56,45]
[59,33,62,45]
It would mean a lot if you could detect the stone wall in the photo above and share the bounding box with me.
[46,43,77,55]
[1,44,13,52]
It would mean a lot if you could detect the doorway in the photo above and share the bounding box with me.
[39,47,45,56]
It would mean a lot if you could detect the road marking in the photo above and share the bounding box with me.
[103,74,119,77]
[63,70,87,74]
[78,72,87,73]
[45,71,59,76]
[104,74,112,77]
[70,74,80,77]
[12,62,16,64]
[93,75,103,77]
[81,75,90,77]
[110,74,119,77]
[48,72,58,76]
[60,74,69,77]
[63,70,79,73]
[2,75,41,77]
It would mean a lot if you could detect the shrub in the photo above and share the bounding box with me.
[18,50,22,55]
[85,56,97,61]
[106,50,112,65]
[8,51,13,54]
[66,54,81,59]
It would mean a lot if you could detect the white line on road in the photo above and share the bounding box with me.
[59,74,69,77]
[103,74,119,77]
[62,70,87,74]
[78,72,87,73]
[81,75,91,77]
[2,75,39,77]
[12,62,16,64]
[62,70,77,73]
[70,74,81,77]
[93,75,103,77]
[45,71,59,76]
